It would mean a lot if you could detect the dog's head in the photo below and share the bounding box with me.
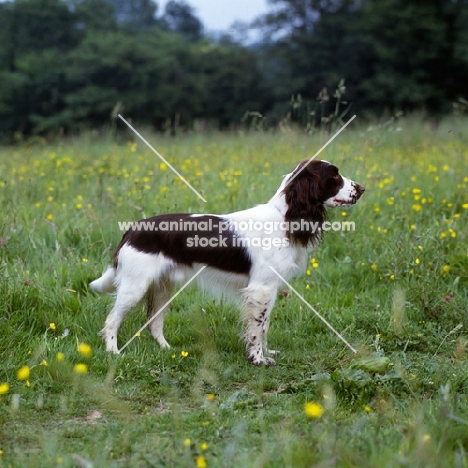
[282,159,365,246]
[284,159,365,208]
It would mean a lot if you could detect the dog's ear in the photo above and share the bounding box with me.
[284,173,322,219]
[283,173,325,246]
[307,172,323,202]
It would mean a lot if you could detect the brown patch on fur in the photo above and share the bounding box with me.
[283,160,344,247]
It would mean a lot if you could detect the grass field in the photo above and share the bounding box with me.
[1,117,468,467]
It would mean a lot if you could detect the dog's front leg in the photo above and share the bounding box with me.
[241,284,278,366]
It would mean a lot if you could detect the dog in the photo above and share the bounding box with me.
[90,159,365,365]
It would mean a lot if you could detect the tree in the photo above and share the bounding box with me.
[111,0,158,29]
[357,0,468,113]
[200,42,272,128]
[256,1,362,111]
[160,0,203,41]
[0,0,79,134]
[10,0,80,55]
[256,0,468,117]
[72,0,117,31]
[61,27,207,132]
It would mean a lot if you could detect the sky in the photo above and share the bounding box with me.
[157,0,270,34]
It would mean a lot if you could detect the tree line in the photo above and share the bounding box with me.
[0,0,467,138]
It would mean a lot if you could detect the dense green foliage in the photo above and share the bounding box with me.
[0,0,467,136]
[260,0,468,117]
[0,118,468,466]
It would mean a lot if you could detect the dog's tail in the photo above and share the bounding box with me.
[89,267,117,294]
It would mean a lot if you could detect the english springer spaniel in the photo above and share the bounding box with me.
[90,160,365,365]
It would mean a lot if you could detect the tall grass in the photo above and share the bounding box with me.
[0,117,468,467]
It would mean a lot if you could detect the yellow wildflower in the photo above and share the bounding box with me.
[17,365,30,381]
[196,455,207,468]
[304,402,324,419]
[78,343,92,358]
[0,383,9,394]
[73,363,88,374]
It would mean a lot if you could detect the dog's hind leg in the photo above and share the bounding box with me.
[101,280,149,353]
[146,278,174,349]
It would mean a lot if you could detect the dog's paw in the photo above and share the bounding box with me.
[106,345,120,354]
[100,329,120,354]
[263,357,277,366]
[249,355,277,366]
[156,337,171,349]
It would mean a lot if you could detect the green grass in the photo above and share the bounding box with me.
[1,117,468,467]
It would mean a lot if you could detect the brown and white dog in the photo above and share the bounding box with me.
[90,160,365,365]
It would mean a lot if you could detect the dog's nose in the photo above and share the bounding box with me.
[354,184,365,197]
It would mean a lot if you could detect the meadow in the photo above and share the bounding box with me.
[1,117,468,467]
